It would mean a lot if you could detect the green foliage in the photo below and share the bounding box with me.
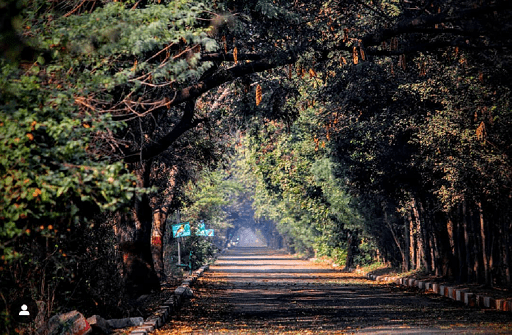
[238,85,368,260]
[0,60,138,261]
[44,1,216,89]
[180,168,243,229]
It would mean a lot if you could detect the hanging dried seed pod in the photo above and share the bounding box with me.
[352,47,358,65]
[420,61,426,76]
[255,84,262,106]
[476,121,486,142]
[360,47,366,61]
[398,54,406,70]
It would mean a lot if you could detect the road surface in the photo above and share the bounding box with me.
[160,247,512,334]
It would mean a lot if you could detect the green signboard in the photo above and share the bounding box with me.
[172,222,191,238]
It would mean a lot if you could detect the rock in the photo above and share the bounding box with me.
[175,285,194,298]
[47,310,92,335]
[106,317,144,329]
[86,315,111,334]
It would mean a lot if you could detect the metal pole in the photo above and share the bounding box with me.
[177,209,181,265]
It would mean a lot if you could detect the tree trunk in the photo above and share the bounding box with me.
[345,235,355,271]
[462,200,474,282]
[118,160,160,296]
[411,198,429,271]
[433,212,454,278]
[406,210,416,270]
[403,216,410,271]
[455,205,467,282]
[384,210,406,271]
[477,201,490,285]
[503,219,511,285]
[151,206,168,282]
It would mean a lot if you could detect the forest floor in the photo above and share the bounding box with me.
[147,247,512,334]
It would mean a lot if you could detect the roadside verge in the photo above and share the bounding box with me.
[128,264,209,335]
[367,273,512,313]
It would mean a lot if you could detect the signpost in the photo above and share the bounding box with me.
[172,222,191,238]
[172,217,215,272]
[172,220,190,266]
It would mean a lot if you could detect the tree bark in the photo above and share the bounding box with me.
[503,219,511,285]
[118,160,160,296]
[403,216,410,271]
[406,209,416,270]
[477,201,490,285]
[384,210,406,271]
[151,206,168,282]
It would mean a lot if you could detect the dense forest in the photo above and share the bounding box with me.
[1,0,512,332]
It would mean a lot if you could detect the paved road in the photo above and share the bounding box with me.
[161,247,512,334]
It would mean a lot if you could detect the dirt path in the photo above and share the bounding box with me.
[158,247,512,334]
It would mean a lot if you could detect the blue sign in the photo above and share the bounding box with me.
[195,220,214,236]
[172,222,191,238]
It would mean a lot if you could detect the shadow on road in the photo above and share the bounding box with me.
[162,247,512,334]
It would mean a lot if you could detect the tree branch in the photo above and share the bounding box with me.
[201,52,264,62]
[362,2,511,47]
[123,100,198,163]
[114,50,299,122]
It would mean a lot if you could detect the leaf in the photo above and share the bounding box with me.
[352,47,358,65]
[255,84,262,106]
[233,47,238,64]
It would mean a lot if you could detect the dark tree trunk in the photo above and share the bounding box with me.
[455,205,467,282]
[403,216,410,271]
[344,233,356,270]
[118,160,160,296]
[433,212,455,278]
[151,206,168,282]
